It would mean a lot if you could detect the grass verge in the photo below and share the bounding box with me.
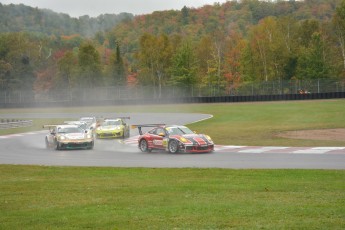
[0,165,344,229]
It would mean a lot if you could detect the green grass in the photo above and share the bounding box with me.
[187,100,345,146]
[0,165,344,229]
[1,99,345,146]
[0,100,345,228]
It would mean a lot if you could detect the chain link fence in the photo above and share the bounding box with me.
[0,79,344,104]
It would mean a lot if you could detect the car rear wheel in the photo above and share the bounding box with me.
[139,139,149,152]
[126,129,130,138]
[168,140,179,153]
[45,137,49,149]
[123,129,130,139]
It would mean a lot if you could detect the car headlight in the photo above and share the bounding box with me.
[86,134,92,139]
[205,135,213,142]
[59,136,66,140]
[179,137,189,143]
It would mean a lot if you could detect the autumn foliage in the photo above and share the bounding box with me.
[0,0,344,95]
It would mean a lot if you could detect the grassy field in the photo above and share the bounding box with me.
[1,99,345,146]
[0,165,344,229]
[0,100,344,229]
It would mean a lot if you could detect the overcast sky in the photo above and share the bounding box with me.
[0,0,228,17]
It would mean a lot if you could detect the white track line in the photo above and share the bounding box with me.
[1,131,345,154]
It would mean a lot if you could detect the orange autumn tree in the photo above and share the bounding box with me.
[224,30,245,95]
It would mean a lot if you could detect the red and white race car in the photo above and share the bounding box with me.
[133,124,214,153]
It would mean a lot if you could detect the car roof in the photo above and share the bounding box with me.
[104,118,122,121]
[80,117,96,120]
[164,125,186,128]
[56,124,79,129]
[65,121,87,124]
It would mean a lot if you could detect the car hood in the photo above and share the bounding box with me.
[60,133,86,140]
[171,134,213,145]
[98,125,123,130]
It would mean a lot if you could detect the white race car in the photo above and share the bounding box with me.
[44,124,94,150]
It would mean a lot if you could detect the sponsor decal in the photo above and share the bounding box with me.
[153,139,163,146]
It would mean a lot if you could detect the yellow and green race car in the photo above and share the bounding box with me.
[95,117,130,139]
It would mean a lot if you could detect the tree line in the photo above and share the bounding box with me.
[0,3,133,37]
[0,0,344,97]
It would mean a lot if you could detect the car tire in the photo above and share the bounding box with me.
[55,141,60,150]
[168,140,179,153]
[45,137,49,149]
[123,129,130,139]
[139,139,149,152]
[88,141,94,150]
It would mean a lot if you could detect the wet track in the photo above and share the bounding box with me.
[0,112,344,169]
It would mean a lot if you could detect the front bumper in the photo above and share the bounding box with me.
[181,144,214,153]
[96,130,124,138]
[58,139,94,149]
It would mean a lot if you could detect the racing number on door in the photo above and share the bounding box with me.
[152,128,165,148]
[153,139,163,146]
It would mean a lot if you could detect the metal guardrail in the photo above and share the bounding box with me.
[0,120,33,129]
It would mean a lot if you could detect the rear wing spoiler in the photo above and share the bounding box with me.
[42,124,58,132]
[131,124,165,135]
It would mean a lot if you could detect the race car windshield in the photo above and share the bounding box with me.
[79,123,88,130]
[58,127,83,133]
[167,127,194,135]
[80,118,94,124]
[104,120,121,126]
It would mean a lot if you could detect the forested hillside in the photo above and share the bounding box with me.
[0,0,344,100]
[0,3,133,37]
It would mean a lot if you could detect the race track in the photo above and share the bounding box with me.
[0,112,344,169]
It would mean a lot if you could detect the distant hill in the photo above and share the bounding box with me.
[112,0,341,60]
[0,3,133,37]
[113,0,340,40]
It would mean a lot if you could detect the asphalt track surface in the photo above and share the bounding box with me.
[0,112,344,169]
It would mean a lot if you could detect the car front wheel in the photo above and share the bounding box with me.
[87,141,94,150]
[55,141,60,150]
[168,140,179,153]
